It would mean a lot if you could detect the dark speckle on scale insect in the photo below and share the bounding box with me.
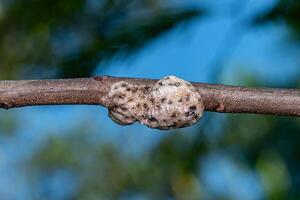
[107,76,204,130]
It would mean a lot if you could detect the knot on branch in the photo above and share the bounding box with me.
[107,76,204,130]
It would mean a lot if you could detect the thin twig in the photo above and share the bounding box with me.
[0,76,299,116]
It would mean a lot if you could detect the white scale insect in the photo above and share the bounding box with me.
[107,76,204,130]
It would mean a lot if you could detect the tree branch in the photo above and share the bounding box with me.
[0,76,299,116]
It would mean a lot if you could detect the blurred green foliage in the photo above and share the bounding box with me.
[255,0,300,41]
[0,0,201,79]
[26,114,300,199]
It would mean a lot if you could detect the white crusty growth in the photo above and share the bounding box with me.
[107,76,204,130]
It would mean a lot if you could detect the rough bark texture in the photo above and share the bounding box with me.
[0,76,299,116]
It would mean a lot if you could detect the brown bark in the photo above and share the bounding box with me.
[0,76,299,116]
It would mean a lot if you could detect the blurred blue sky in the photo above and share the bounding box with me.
[1,0,299,199]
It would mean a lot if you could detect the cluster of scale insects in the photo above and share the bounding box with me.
[107,76,204,130]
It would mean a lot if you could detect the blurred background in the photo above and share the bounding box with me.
[0,0,300,199]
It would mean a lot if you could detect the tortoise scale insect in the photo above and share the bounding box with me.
[107,76,204,130]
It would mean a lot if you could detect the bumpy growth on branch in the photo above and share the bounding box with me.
[107,76,204,129]
[0,75,299,130]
